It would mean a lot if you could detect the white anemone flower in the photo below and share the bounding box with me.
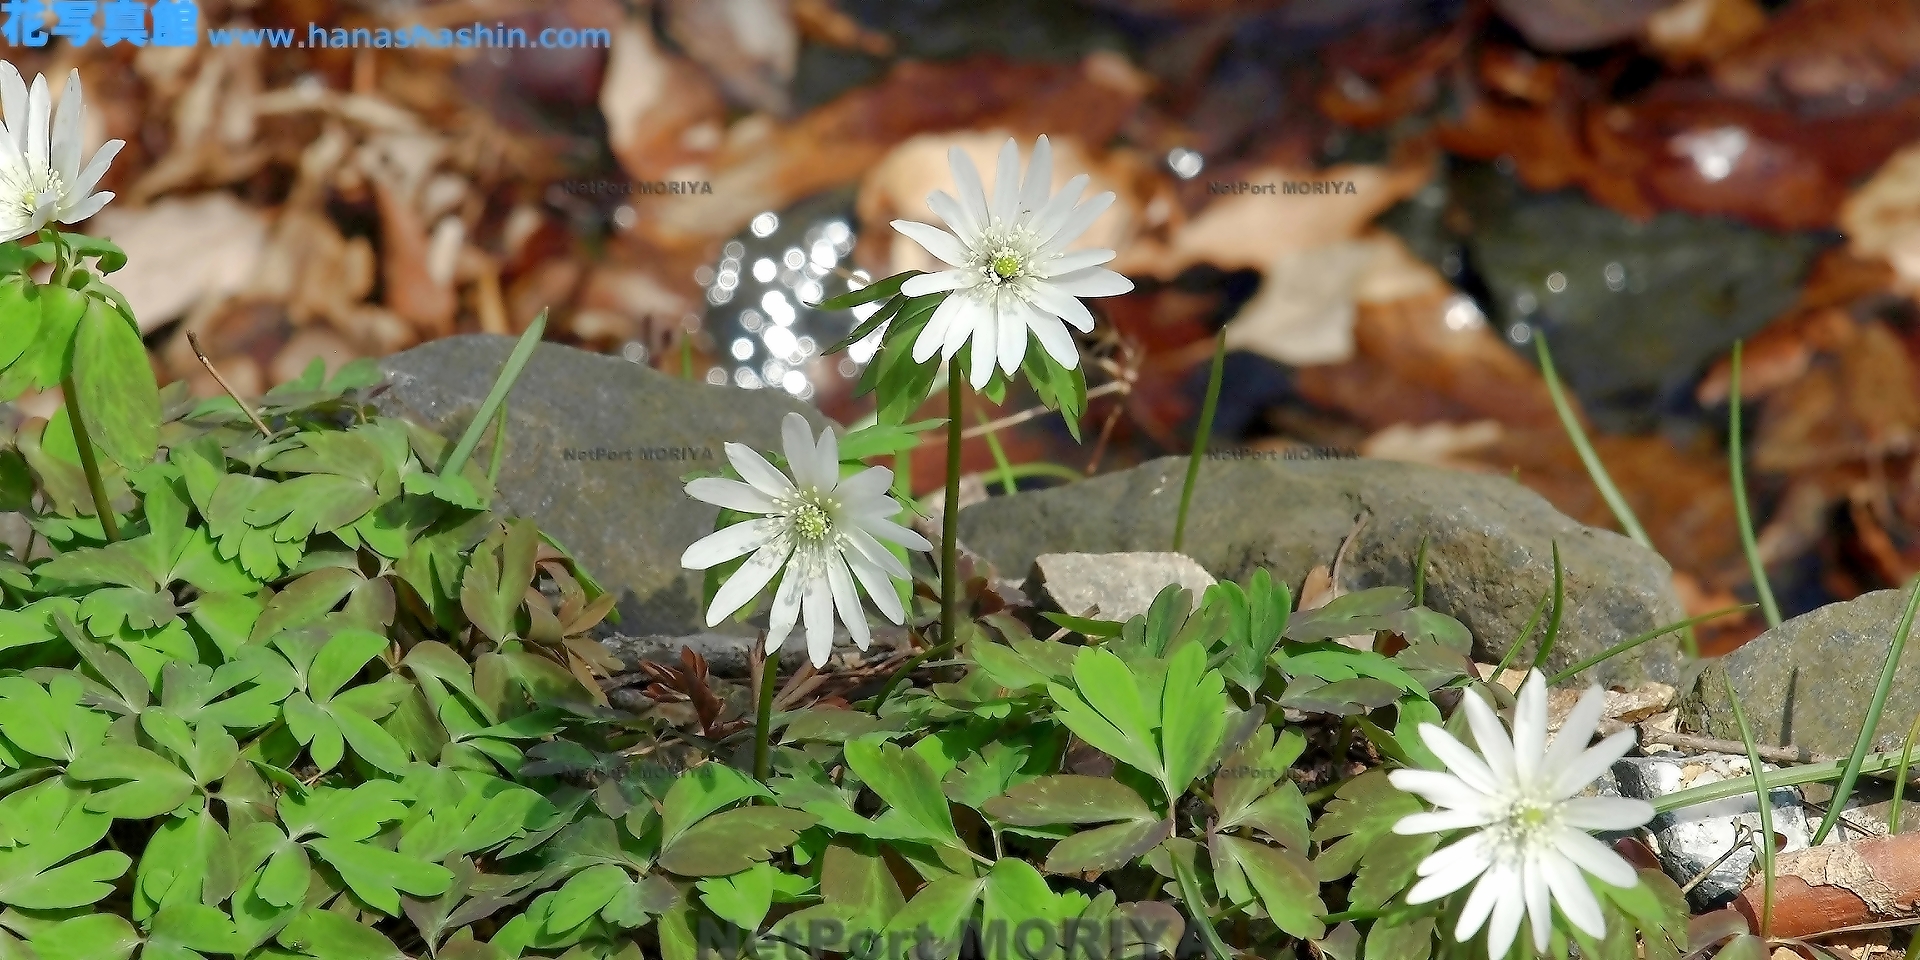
[681,413,933,668]
[891,135,1134,391]
[0,66,123,244]
[1388,670,1655,959]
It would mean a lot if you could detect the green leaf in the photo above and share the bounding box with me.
[844,735,956,842]
[148,902,244,955]
[1310,769,1434,910]
[21,915,140,960]
[1043,818,1173,874]
[980,775,1155,826]
[70,295,160,469]
[0,779,131,909]
[1159,641,1231,799]
[307,628,389,703]
[1047,647,1163,781]
[251,568,361,645]
[0,277,42,373]
[658,763,772,851]
[68,741,198,819]
[1363,916,1434,960]
[1213,835,1325,940]
[0,282,84,398]
[881,874,985,960]
[697,863,778,932]
[814,271,922,312]
[657,807,816,877]
[835,419,945,463]
[306,836,454,916]
[818,840,904,932]
[276,909,406,960]
[546,862,633,934]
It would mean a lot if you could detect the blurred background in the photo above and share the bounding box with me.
[9,0,1920,656]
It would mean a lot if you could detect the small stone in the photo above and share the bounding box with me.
[1614,754,1814,911]
[1031,552,1217,624]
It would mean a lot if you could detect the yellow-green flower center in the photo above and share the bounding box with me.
[991,253,1022,279]
[789,498,833,543]
[10,169,58,222]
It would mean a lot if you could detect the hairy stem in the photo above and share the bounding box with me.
[941,358,962,652]
[62,374,119,542]
[753,644,781,783]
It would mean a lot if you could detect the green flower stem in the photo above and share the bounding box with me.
[1812,573,1920,845]
[1173,330,1227,553]
[753,645,781,783]
[940,357,962,652]
[61,373,120,542]
[1728,341,1782,629]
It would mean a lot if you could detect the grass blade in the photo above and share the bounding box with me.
[977,408,1017,496]
[1531,542,1566,672]
[1412,534,1430,608]
[1891,711,1920,834]
[486,403,509,485]
[1491,587,1554,680]
[1173,330,1228,553]
[442,309,546,477]
[1547,605,1754,685]
[1535,334,1651,549]
[1723,670,1776,937]
[1811,573,1920,845]
[1728,341,1782,629]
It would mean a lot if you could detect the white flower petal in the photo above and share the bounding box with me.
[968,306,999,390]
[949,146,991,232]
[1033,247,1117,279]
[685,477,779,515]
[913,293,969,364]
[942,293,981,359]
[844,525,914,580]
[1387,769,1493,814]
[1037,190,1114,256]
[1543,684,1611,777]
[706,537,793,624]
[50,70,82,185]
[1418,831,1494,878]
[1418,723,1503,796]
[0,63,27,152]
[1523,857,1553,954]
[814,425,841,489]
[826,552,871,651]
[892,219,973,268]
[927,189,979,246]
[997,299,1028,375]
[1044,266,1134,298]
[681,517,781,569]
[1407,840,1491,902]
[845,546,906,623]
[1019,300,1081,369]
[1550,827,1640,888]
[1486,868,1527,960]
[1512,670,1550,785]
[1018,135,1053,221]
[1454,863,1510,944]
[1463,688,1518,785]
[1026,277,1099,333]
[766,564,808,653]
[835,466,894,505]
[851,513,932,552]
[726,442,797,499]
[1558,796,1654,833]
[989,138,1021,226]
[901,271,969,297]
[1549,728,1639,800]
[1540,849,1607,940]
[1027,174,1089,242]
[802,571,835,667]
[781,413,823,491]
[24,74,48,182]
[54,189,110,225]
[1394,808,1496,835]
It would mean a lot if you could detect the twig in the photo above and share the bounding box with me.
[1619,724,1838,766]
[186,331,272,438]
[959,381,1129,440]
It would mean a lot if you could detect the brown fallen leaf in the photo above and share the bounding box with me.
[1841,141,1920,293]
[269,328,359,388]
[661,0,799,115]
[599,17,730,185]
[371,167,458,339]
[1711,0,1920,105]
[792,0,892,55]
[87,194,269,333]
[1642,0,1768,66]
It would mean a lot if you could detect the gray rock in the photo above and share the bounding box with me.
[957,456,1690,690]
[1454,162,1829,434]
[1613,754,1813,911]
[375,334,829,641]
[1684,589,1916,757]
[1032,552,1216,623]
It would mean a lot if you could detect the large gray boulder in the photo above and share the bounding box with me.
[374,334,827,639]
[1685,589,1917,757]
[956,456,1690,688]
